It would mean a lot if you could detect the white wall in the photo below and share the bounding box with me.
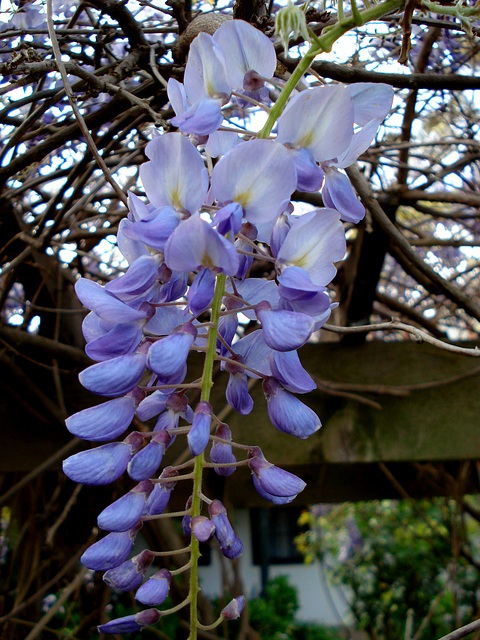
[198,508,351,626]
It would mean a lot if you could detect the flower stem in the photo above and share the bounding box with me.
[258,0,406,139]
[188,272,227,640]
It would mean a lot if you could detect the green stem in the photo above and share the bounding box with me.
[258,0,405,139]
[187,272,227,640]
[420,0,480,16]
[350,0,363,26]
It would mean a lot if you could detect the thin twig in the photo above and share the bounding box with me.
[0,439,79,506]
[323,319,480,358]
[45,483,83,547]
[436,618,480,640]
[45,0,128,206]
[24,567,88,640]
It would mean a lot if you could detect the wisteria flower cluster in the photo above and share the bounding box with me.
[63,18,393,635]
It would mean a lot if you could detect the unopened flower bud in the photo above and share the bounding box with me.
[98,608,161,634]
[135,569,171,606]
[188,401,212,456]
[222,595,246,620]
[192,515,216,542]
[98,480,153,531]
[103,550,154,592]
[275,0,311,54]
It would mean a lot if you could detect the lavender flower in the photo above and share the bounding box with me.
[222,595,246,620]
[209,500,243,559]
[97,481,153,532]
[62,17,393,635]
[81,525,141,571]
[98,609,161,634]
[103,550,154,591]
[188,401,212,457]
[135,569,171,606]
[210,423,236,475]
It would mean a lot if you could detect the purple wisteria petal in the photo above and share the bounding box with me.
[226,372,254,414]
[130,206,180,252]
[140,133,208,213]
[153,362,187,387]
[85,321,144,362]
[252,474,296,504]
[256,302,314,352]
[230,329,272,377]
[232,278,280,320]
[183,32,231,104]
[212,202,243,237]
[277,266,324,300]
[234,238,253,280]
[276,209,346,286]
[209,500,243,559]
[249,454,306,497]
[81,311,106,343]
[103,550,154,592]
[211,139,297,224]
[81,530,136,570]
[145,483,172,516]
[347,82,394,126]
[127,431,170,481]
[63,442,134,485]
[270,350,316,394]
[288,292,333,322]
[289,147,325,192]
[97,481,153,532]
[212,20,276,90]
[98,609,161,634]
[165,213,239,275]
[117,217,150,265]
[205,130,240,158]
[158,264,189,300]
[270,211,292,258]
[127,190,152,222]
[136,390,170,422]
[263,377,321,438]
[192,516,216,542]
[105,254,160,297]
[147,325,196,379]
[79,353,147,397]
[171,96,224,136]
[188,401,212,456]
[217,305,240,356]
[135,569,171,606]
[146,305,191,336]
[75,278,146,324]
[167,77,187,116]
[322,169,365,223]
[334,118,382,169]
[221,534,243,559]
[65,397,135,442]
[154,398,188,433]
[187,268,216,315]
[210,423,236,476]
[277,84,354,162]
[222,596,246,620]
[182,513,192,536]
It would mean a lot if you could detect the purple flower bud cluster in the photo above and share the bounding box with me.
[63,18,393,634]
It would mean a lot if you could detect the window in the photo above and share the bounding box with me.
[251,507,304,565]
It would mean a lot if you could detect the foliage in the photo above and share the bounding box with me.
[221,576,344,640]
[296,499,480,640]
[249,575,300,639]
